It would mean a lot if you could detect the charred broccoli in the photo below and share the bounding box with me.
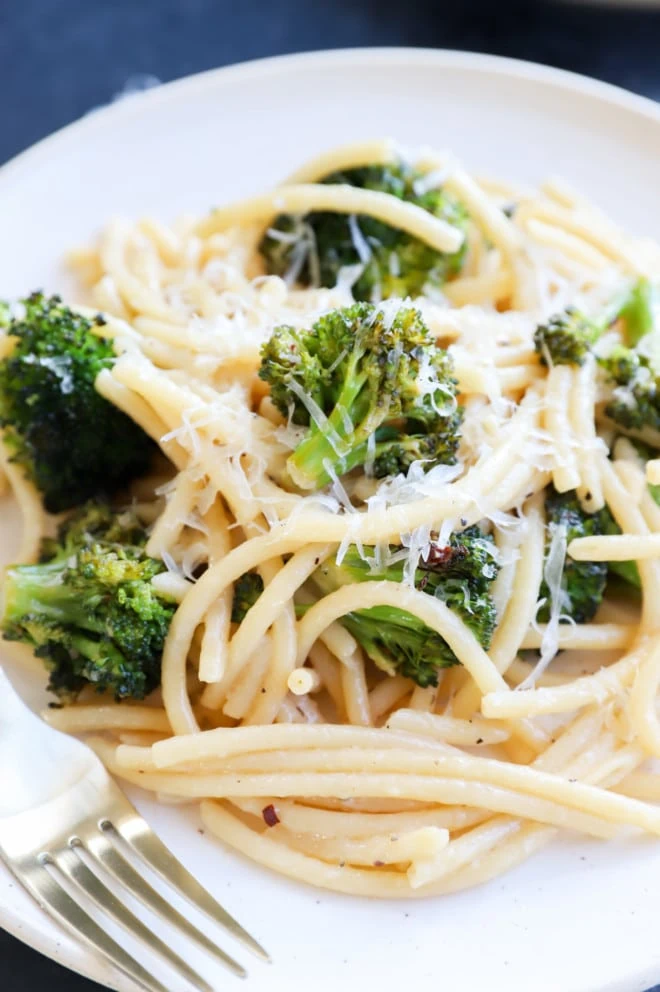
[538,488,610,624]
[231,572,265,623]
[534,279,654,367]
[260,163,468,301]
[1,503,175,700]
[534,308,602,367]
[310,527,499,687]
[599,346,660,443]
[0,293,156,512]
[259,302,462,491]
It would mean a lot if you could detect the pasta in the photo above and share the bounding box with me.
[5,136,660,901]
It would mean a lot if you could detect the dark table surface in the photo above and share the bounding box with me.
[2,0,660,988]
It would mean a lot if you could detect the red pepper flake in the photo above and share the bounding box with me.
[373,860,385,867]
[262,804,280,827]
[424,542,468,571]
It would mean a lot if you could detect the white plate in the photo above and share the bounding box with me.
[2,47,660,992]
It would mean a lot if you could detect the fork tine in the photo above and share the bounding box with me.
[53,844,239,989]
[18,859,170,992]
[86,830,250,977]
[110,817,269,961]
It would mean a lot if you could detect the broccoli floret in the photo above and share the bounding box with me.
[260,163,468,301]
[0,292,156,512]
[599,345,660,442]
[534,280,654,368]
[1,502,174,700]
[538,488,610,624]
[310,527,499,687]
[534,308,602,367]
[259,302,462,491]
[231,572,264,624]
[39,501,148,561]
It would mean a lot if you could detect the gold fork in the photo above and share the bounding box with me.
[0,668,268,991]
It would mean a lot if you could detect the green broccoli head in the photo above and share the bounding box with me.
[231,572,265,624]
[367,427,461,480]
[1,502,174,700]
[260,163,468,302]
[534,281,655,369]
[39,501,149,561]
[338,607,450,688]
[259,302,462,491]
[0,292,156,512]
[534,308,601,367]
[417,529,500,588]
[599,345,660,440]
[538,488,610,624]
[311,527,499,687]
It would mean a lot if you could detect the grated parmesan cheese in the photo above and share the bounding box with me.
[286,378,348,459]
[519,521,570,689]
[347,215,373,266]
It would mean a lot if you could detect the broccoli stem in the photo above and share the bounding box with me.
[286,360,378,489]
[608,560,641,589]
[599,281,653,339]
[618,279,654,346]
[287,427,363,491]
[3,564,106,635]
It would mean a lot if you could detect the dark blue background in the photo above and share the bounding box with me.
[2,0,660,988]
[3,0,660,167]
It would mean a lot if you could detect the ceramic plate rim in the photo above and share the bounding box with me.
[3,47,660,186]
